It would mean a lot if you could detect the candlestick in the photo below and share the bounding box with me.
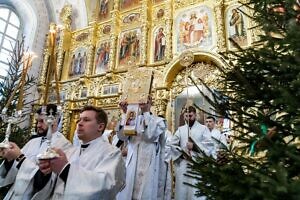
[0,110,23,148]
[43,23,61,106]
[37,108,59,159]
[16,52,35,111]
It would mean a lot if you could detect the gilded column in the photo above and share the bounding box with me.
[155,88,169,117]
[57,4,72,79]
[110,2,120,71]
[214,0,226,52]
[165,0,173,61]
[37,24,53,105]
[140,1,150,65]
[62,101,71,137]
[39,48,50,85]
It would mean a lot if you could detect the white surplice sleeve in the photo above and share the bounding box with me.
[169,128,184,161]
[0,138,34,188]
[0,160,18,187]
[62,148,125,200]
[116,113,129,142]
[139,112,166,142]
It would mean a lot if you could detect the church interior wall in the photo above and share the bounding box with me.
[34,0,256,137]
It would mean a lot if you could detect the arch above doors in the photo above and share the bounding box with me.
[154,51,227,131]
[163,51,226,88]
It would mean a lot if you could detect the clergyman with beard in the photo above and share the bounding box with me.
[0,104,72,199]
[170,105,214,200]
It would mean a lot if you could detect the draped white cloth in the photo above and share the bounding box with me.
[210,128,228,156]
[50,136,125,200]
[157,130,172,200]
[116,112,166,200]
[170,121,214,200]
[0,132,72,200]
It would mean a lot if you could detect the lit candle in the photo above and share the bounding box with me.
[17,52,34,111]
[43,25,56,106]
[4,86,18,111]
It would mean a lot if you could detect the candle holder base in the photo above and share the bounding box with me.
[37,149,59,160]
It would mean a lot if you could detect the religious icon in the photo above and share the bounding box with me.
[69,48,87,77]
[80,87,88,98]
[123,13,140,24]
[103,25,111,34]
[126,110,136,126]
[156,9,164,19]
[227,6,248,48]
[98,0,111,21]
[95,41,110,74]
[174,5,215,53]
[154,27,166,62]
[120,0,139,11]
[123,104,139,135]
[122,69,153,104]
[118,29,141,67]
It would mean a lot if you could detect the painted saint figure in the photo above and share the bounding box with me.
[126,111,136,126]
[95,42,110,74]
[229,9,244,38]
[99,0,109,19]
[119,30,140,65]
[154,28,166,62]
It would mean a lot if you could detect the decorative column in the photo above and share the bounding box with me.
[62,101,71,137]
[165,0,173,61]
[38,38,51,86]
[140,1,150,65]
[57,4,72,79]
[214,0,226,52]
[155,88,169,117]
[110,1,120,71]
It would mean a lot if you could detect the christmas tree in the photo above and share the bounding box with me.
[0,36,35,197]
[188,1,300,199]
[0,36,35,150]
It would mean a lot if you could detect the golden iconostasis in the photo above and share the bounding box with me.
[37,0,257,139]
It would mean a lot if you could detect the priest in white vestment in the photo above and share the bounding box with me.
[116,96,166,200]
[170,106,215,200]
[0,104,72,200]
[205,116,228,157]
[38,105,125,200]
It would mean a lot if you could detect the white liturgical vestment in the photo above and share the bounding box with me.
[116,112,166,200]
[0,132,72,200]
[50,136,125,200]
[170,121,214,200]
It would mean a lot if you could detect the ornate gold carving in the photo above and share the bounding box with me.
[179,50,194,67]
[174,0,206,10]
[154,88,169,117]
[214,0,226,52]
[123,13,140,24]
[122,68,153,103]
[39,50,49,85]
[75,32,89,42]
[171,61,220,97]
[102,25,111,34]
[38,0,255,138]
[60,4,72,30]
[61,101,71,136]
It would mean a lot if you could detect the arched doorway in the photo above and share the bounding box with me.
[161,51,226,132]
